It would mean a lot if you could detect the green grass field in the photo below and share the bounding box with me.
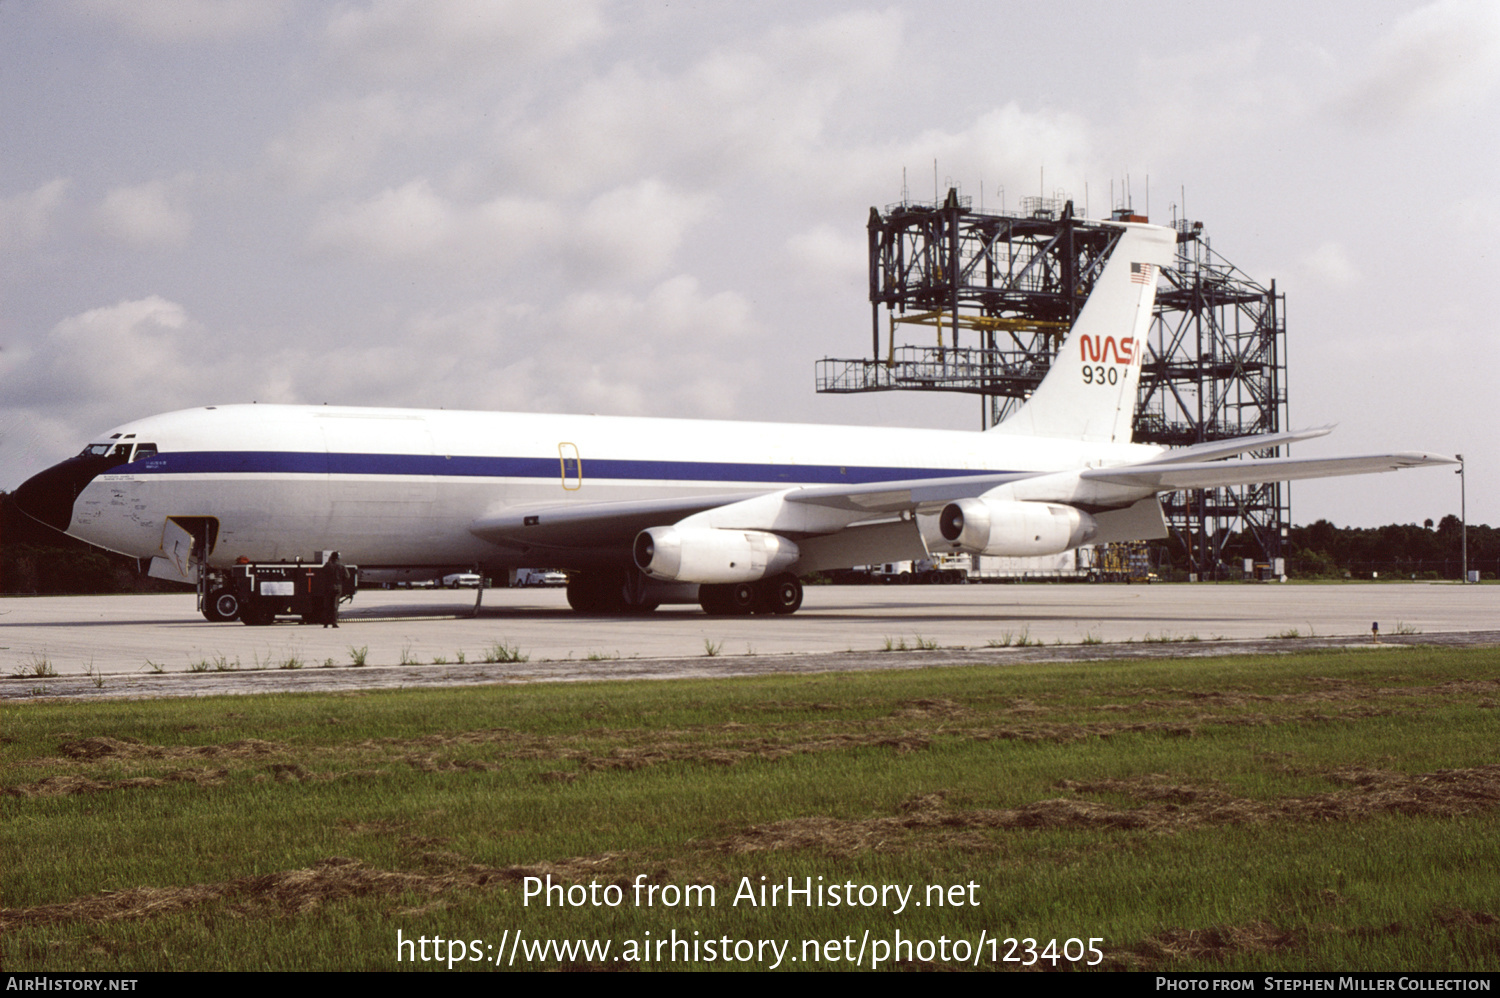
[4,646,1498,971]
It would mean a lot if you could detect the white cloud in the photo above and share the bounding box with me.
[575,181,715,281]
[95,179,194,249]
[784,224,865,291]
[308,179,466,260]
[766,8,903,84]
[854,104,1098,207]
[497,10,904,196]
[72,0,292,42]
[326,0,607,80]
[308,177,710,280]
[1126,37,1305,151]
[308,179,562,266]
[264,276,761,420]
[265,93,440,190]
[0,178,71,249]
[12,297,195,409]
[532,276,760,418]
[1300,242,1361,289]
[1335,0,1500,125]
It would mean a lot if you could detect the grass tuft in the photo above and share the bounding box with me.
[11,653,58,679]
[348,646,369,667]
[482,642,528,664]
[703,639,722,657]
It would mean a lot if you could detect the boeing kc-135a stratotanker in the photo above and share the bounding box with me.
[13,221,1455,619]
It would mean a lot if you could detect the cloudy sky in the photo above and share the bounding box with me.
[2,0,1496,526]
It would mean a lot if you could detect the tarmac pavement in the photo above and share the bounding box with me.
[2,582,1495,699]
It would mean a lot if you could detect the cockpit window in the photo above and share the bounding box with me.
[79,441,157,461]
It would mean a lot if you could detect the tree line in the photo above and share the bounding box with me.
[1212,515,1495,581]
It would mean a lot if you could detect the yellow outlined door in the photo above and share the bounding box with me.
[558,442,582,490]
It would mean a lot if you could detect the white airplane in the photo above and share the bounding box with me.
[12,221,1453,618]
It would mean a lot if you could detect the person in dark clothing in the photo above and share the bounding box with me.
[322,552,343,628]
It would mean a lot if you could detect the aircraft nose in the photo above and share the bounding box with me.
[12,456,113,532]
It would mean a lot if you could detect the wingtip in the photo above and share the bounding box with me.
[1398,452,1461,467]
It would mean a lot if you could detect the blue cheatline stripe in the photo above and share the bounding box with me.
[125,451,1000,486]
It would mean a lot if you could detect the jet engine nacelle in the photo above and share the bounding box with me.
[937,498,1098,557]
[634,526,800,584]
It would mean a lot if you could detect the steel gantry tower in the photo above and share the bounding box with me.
[814,189,1290,578]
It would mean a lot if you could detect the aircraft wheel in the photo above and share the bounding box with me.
[756,574,802,615]
[699,584,729,615]
[567,570,659,614]
[566,574,608,612]
[617,568,660,614]
[203,588,241,622]
[700,582,755,616]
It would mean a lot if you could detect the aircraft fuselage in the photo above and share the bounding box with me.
[28,403,1159,572]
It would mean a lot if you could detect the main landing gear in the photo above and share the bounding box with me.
[565,570,804,616]
[699,573,802,616]
[566,568,660,614]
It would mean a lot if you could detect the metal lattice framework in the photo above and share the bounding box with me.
[814,190,1290,577]
[1142,223,1289,576]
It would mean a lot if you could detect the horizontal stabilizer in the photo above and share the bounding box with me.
[1143,426,1334,464]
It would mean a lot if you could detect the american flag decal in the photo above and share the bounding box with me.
[1130,262,1154,285]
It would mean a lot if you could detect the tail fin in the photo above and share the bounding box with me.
[990,221,1177,443]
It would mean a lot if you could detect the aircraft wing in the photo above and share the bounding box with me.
[470,470,1051,549]
[468,444,1456,567]
[470,492,770,551]
[778,470,1040,513]
[1079,452,1456,491]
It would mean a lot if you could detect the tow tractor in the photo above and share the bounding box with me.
[199,554,358,625]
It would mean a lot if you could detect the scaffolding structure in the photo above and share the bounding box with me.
[814,188,1290,578]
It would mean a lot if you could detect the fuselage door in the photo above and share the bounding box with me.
[149,516,219,584]
[559,442,582,491]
